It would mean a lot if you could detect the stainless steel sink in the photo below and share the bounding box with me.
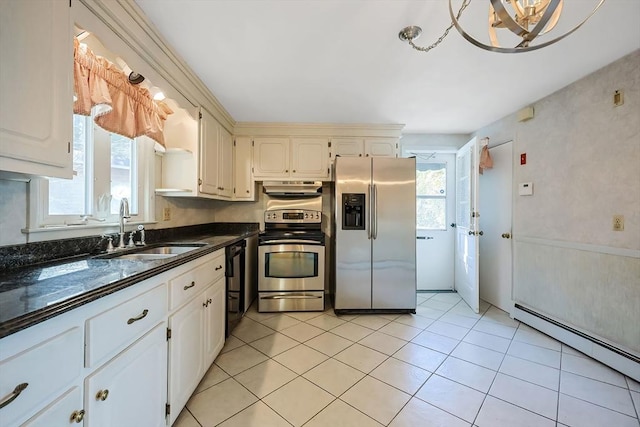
[132,245,204,255]
[113,253,177,260]
[96,243,206,260]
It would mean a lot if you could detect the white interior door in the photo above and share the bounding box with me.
[416,153,455,290]
[479,141,513,312]
[455,137,480,313]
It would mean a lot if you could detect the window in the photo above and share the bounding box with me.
[416,162,447,230]
[40,114,153,227]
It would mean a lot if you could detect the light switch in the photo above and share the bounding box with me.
[519,182,533,196]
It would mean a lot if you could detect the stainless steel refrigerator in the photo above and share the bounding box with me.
[334,157,416,312]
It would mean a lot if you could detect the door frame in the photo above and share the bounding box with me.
[414,152,456,291]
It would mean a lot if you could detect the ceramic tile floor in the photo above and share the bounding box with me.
[175,293,640,427]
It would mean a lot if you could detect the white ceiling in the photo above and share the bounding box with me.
[134,0,640,134]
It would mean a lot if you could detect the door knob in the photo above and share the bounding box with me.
[501,233,511,239]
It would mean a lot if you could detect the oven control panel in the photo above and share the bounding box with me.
[265,209,321,223]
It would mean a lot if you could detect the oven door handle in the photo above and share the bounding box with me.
[261,294,323,300]
[260,239,322,245]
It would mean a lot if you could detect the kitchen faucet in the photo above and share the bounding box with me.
[118,198,131,249]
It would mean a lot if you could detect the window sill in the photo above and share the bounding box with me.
[22,221,158,243]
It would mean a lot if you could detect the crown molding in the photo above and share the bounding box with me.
[234,122,405,138]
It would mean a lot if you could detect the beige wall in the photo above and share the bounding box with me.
[474,50,640,354]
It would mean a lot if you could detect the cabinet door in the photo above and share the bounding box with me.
[218,127,233,198]
[233,137,254,200]
[332,138,364,158]
[364,138,398,157]
[291,138,330,179]
[203,279,226,367]
[22,387,83,427]
[0,0,72,178]
[84,323,167,427]
[199,109,220,195]
[253,138,289,178]
[167,296,205,426]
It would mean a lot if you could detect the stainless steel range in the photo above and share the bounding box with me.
[258,195,326,312]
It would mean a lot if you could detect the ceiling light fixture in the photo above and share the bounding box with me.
[399,0,606,54]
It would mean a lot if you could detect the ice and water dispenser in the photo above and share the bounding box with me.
[342,193,365,230]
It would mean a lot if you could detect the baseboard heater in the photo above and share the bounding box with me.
[513,304,640,381]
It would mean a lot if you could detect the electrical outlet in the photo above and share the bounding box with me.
[163,207,171,221]
[613,215,624,231]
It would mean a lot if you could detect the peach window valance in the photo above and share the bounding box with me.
[73,38,172,148]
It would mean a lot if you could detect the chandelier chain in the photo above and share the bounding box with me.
[407,0,471,52]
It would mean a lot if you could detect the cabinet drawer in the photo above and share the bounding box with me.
[170,251,225,310]
[85,284,167,367]
[0,328,82,427]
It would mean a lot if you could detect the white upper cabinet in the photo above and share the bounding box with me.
[364,137,398,157]
[159,107,234,200]
[218,127,233,199]
[199,109,221,195]
[252,137,289,178]
[253,137,330,180]
[332,138,365,157]
[291,138,330,179]
[233,137,255,201]
[0,0,73,178]
[331,137,398,159]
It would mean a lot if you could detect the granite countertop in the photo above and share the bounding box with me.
[0,230,258,339]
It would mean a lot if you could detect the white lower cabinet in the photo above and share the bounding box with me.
[84,323,167,427]
[167,272,226,426]
[203,278,226,368]
[167,295,205,425]
[22,387,84,427]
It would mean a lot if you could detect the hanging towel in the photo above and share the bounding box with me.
[479,145,493,174]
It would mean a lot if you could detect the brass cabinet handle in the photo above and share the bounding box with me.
[502,232,511,238]
[127,309,149,325]
[292,170,296,173]
[96,389,109,401]
[215,265,223,271]
[207,298,212,305]
[478,231,484,236]
[184,281,196,290]
[70,409,85,423]
[203,298,213,308]
[0,383,28,409]
[468,231,474,235]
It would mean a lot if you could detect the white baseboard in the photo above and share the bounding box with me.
[512,304,640,382]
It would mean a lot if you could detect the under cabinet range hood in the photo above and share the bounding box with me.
[262,181,322,197]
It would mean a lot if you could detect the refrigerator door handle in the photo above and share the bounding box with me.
[372,184,378,240]
[367,184,372,240]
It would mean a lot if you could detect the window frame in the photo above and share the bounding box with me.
[26,118,157,239]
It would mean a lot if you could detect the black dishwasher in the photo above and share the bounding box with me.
[225,240,246,337]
